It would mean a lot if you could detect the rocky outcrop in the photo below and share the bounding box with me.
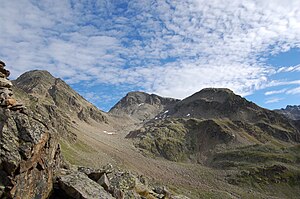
[0,61,63,199]
[275,105,300,120]
[109,91,179,122]
[127,118,237,162]
[0,61,25,112]
[57,171,113,199]
[0,104,62,198]
[52,165,188,199]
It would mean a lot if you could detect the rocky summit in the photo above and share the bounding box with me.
[276,105,300,120]
[109,91,179,122]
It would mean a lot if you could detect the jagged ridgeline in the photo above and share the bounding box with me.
[275,105,300,120]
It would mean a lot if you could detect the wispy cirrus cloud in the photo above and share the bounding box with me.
[265,97,284,104]
[286,87,300,95]
[0,0,300,109]
[265,89,287,96]
[277,65,300,73]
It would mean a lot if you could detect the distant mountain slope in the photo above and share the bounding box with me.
[275,105,300,120]
[127,88,300,163]
[109,91,179,122]
[12,70,108,140]
[167,88,286,122]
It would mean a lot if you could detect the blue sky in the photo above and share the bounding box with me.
[0,0,299,111]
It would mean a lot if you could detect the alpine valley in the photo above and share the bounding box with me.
[1,69,300,199]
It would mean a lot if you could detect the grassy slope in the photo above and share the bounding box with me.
[125,117,300,198]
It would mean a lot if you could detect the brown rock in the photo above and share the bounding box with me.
[58,171,114,199]
[5,98,17,107]
[0,88,13,106]
[98,173,111,191]
[0,109,63,199]
[0,78,12,88]
[112,188,125,199]
[9,104,26,112]
[0,72,6,78]
[0,68,10,77]
[77,166,106,182]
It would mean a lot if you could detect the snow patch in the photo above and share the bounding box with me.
[138,103,144,107]
[103,130,116,135]
[186,113,190,117]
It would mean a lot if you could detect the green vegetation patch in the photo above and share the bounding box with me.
[133,118,238,162]
[227,164,300,187]
[137,119,189,161]
[210,144,300,169]
[59,139,95,165]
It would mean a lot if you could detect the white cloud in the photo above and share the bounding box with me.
[286,87,300,95]
[0,0,300,103]
[265,89,287,96]
[267,80,300,87]
[265,97,284,104]
[277,65,300,73]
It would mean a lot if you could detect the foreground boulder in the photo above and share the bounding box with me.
[57,171,113,199]
[0,108,62,198]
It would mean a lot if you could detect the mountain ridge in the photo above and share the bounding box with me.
[12,70,109,140]
[126,88,300,163]
[5,68,300,198]
[109,91,179,122]
[275,105,300,120]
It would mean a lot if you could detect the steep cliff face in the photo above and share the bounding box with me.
[0,109,63,199]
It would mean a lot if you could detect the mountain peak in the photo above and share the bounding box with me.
[168,87,263,121]
[276,105,300,120]
[123,91,153,105]
[16,70,55,81]
[109,91,179,122]
[13,69,108,128]
[285,105,300,110]
[200,87,234,93]
[181,88,238,106]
